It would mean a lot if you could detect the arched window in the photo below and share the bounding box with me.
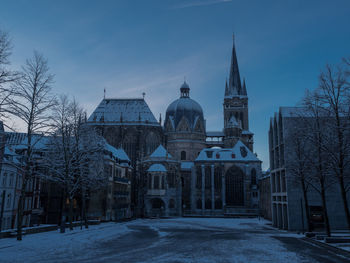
[196,199,202,209]
[251,168,257,185]
[205,199,211,209]
[181,151,186,160]
[196,167,202,189]
[154,175,160,189]
[205,166,211,189]
[148,174,152,189]
[145,132,160,155]
[215,199,222,209]
[161,176,165,189]
[214,167,222,190]
[169,199,175,209]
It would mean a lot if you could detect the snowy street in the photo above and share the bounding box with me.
[0,217,349,263]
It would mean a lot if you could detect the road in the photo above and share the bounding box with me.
[1,217,349,263]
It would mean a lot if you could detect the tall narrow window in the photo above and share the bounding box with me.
[181,151,186,160]
[251,168,257,185]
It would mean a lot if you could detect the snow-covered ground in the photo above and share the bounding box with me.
[0,217,348,263]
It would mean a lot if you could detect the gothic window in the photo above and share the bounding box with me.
[205,166,211,189]
[215,199,222,209]
[154,175,160,189]
[196,167,202,189]
[181,151,186,161]
[177,117,190,132]
[225,166,244,206]
[196,199,202,209]
[122,134,136,163]
[194,118,203,133]
[161,176,165,189]
[251,168,257,185]
[169,199,175,209]
[148,174,152,189]
[205,199,211,209]
[145,132,160,155]
[214,167,222,190]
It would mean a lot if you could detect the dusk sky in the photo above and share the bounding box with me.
[1,0,350,169]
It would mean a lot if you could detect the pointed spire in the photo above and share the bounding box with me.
[159,113,162,125]
[242,78,247,96]
[225,78,229,97]
[227,34,242,97]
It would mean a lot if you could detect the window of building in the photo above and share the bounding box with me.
[196,199,202,209]
[205,166,211,189]
[153,175,160,189]
[251,169,257,185]
[181,151,186,161]
[196,168,202,189]
[2,172,7,186]
[214,167,222,190]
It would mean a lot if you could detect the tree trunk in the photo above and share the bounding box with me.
[301,180,311,232]
[17,171,29,241]
[69,197,73,231]
[82,190,88,229]
[339,176,350,229]
[321,183,331,237]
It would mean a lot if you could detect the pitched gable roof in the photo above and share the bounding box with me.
[88,98,160,126]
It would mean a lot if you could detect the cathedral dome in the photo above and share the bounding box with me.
[165,81,204,132]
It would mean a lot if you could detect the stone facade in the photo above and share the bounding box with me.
[269,107,350,230]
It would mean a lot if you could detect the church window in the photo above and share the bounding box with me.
[205,199,211,209]
[145,132,160,155]
[214,167,222,190]
[215,199,222,209]
[181,151,186,160]
[148,174,152,189]
[196,167,202,189]
[154,175,160,189]
[196,199,202,209]
[251,168,257,185]
[205,166,211,189]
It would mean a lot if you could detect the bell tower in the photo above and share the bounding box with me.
[223,35,253,150]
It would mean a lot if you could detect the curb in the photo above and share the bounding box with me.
[301,237,350,259]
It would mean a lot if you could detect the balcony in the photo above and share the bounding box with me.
[146,189,166,196]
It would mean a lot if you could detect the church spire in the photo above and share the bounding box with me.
[224,78,229,96]
[227,34,242,97]
[242,78,247,96]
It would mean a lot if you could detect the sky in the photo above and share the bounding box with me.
[1,0,350,169]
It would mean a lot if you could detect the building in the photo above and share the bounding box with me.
[141,145,181,217]
[88,36,262,217]
[259,170,271,220]
[88,143,132,221]
[269,107,350,230]
[87,98,164,215]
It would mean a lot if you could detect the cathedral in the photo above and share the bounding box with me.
[88,37,262,217]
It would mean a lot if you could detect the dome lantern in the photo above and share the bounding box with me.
[180,81,190,98]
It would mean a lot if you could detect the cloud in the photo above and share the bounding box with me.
[171,0,232,9]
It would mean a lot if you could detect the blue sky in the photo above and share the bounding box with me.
[1,0,350,169]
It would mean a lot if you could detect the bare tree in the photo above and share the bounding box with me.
[44,96,106,231]
[301,90,335,236]
[0,29,18,121]
[6,51,55,240]
[317,63,350,229]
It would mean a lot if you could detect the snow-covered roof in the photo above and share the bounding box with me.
[181,161,194,170]
[6,133,50,151]
[105,143,130,162]
[242,130,254,135]
[150,145,172,158]
[147,163,167,172]
[196,140,260,162]
[87,98,160,126]
[206,131,224,137]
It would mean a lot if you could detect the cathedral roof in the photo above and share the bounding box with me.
[196,140,260,162]
[87,98,160,126]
